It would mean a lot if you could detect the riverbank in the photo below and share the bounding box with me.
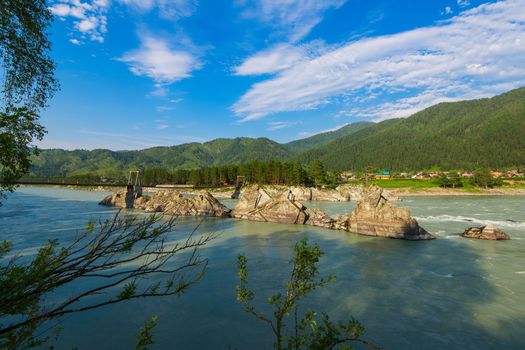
[18,184,525,198]
[391,187,525,197]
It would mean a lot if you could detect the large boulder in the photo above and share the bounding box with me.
[347,186,433,240]
[231,186,335,229]
[462,225,510,240]
[311,188,347,201]
[100,190,230,217]
[99,190,149,209]
[306,208,336,229]
[289,186,313,201]
[143,191,231,217]
[336,184,398,202]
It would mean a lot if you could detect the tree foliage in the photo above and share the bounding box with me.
[0,0,58,110]
[236,239,380,350]
[438,172,463,188]
[0,213,213,349]
[470,168,502,189]
[0,108,45,200]
[135,315,158,350]
[0,0,58,200]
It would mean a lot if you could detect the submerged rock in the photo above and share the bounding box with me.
[462,225,510,240]
[347,186,433,240]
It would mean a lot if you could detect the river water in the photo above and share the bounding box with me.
[1,187,524,349]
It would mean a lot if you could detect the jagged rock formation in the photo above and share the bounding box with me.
[347,186,433,240]
[100,190,231,217]
[232,185,432,240]
[237,184,396,202]
[99,190,149,209]
[462,225,510,240]
[231,186,335,228]
[143,191,231,217]
[336,184,398,202]
[101,185,433,241]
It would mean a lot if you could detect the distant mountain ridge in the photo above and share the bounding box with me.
[283,122,373,153]
[31,120,376,176]
[30,137,292,177]
[30,87,525,176]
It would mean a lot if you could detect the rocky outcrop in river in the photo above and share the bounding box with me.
[99,190,149,209]
[238,184,397,202]
[100,190,231,217]
[231,186,336,229]
[100,185,431,240]
[346,186,434,240]
[462,225,510,240]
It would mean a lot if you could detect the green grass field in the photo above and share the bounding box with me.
[346,178,525,192]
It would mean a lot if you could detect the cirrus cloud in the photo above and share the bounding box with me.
[238,0,346,42]
[232,0,525,122]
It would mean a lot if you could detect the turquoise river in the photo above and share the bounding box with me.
[1,187,524,349]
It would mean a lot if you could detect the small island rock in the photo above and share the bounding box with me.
[462,225,510,240]
[100,190,231,217]
[347,186,434,240]
[231,186,335,228]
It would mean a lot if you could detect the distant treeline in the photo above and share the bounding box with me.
[20,160,330,187]
[141,160,335,187]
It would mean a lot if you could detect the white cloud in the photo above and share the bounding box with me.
[118,34,202,85]
[50,0,108,42]
[156,105,174,112]
[457,0,471,7]
[38,129,206,150]
[266,121,298,131]
[232,0,525,122]
[234,41,326,76]
[69,38,82,45]
[118,0,197,19]
[443,6,453,15]
[239,0,346,42]
[49,0,196,43]
[296,123,349,138]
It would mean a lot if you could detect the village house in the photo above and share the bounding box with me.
[412,172,431,180]
[373,171,392,180]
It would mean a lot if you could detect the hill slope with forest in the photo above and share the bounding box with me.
[30,87,525,176]
[283,121,374,153]
[30,137,292,177]
[299,87,525,171]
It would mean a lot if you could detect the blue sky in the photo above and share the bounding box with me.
[41,0,525,150]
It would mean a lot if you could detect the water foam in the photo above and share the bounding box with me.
[415,215,525,228]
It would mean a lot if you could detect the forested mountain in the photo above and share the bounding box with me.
[283,121,374,153]
[30,87,525,177]
[30,137,292,176]
[299,87,525,171]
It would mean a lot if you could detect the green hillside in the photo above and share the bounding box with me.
[29,87,525,177]
[30,137,292,176]
[299,87,525,171]
[283,121,374,153]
